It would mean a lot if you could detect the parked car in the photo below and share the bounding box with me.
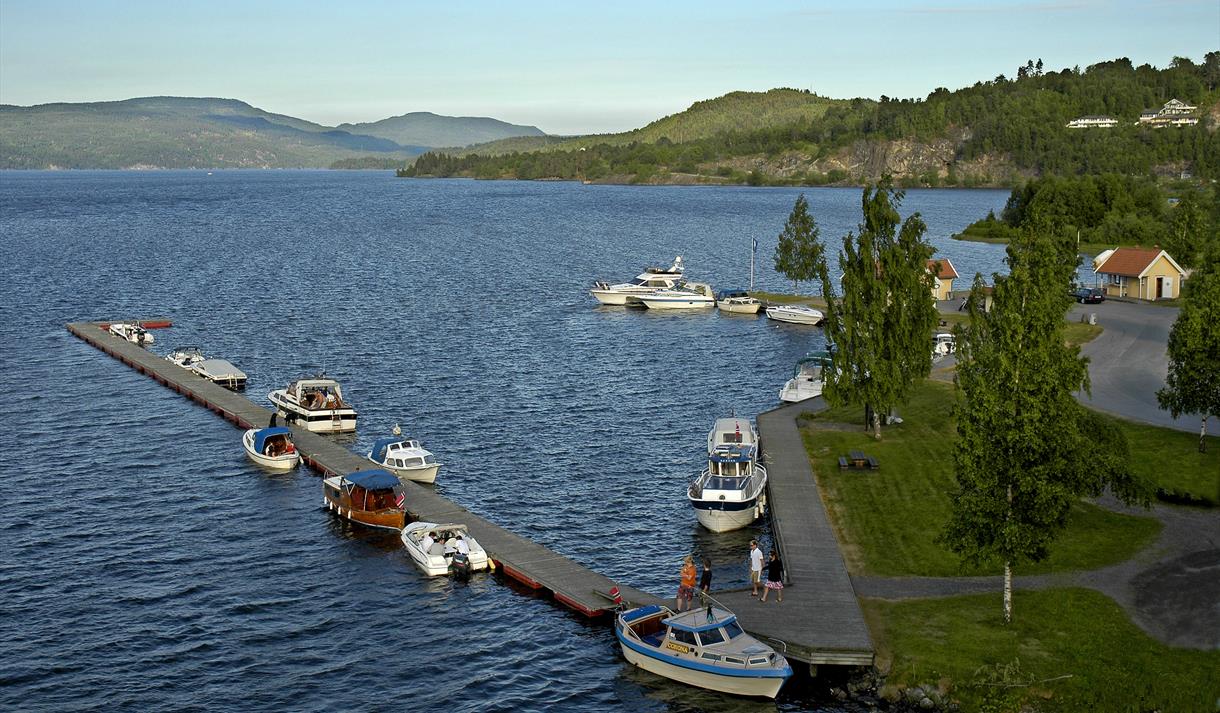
[1072,287,1105,304]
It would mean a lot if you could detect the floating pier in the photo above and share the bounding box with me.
[68,320,873,668]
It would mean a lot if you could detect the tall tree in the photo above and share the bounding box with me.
[773,194,825,292]
[818,181,938,438]
[1166,188,1211,270]
[1157,243,1220,452]
[941,228,1148,623]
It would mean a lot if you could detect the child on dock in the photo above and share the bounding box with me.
[676,555,697,611]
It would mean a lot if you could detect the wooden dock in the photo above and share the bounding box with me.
[68,320,873,668]
[711,399,874,667]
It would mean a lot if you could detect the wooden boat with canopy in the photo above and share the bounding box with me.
[322,469,408,530]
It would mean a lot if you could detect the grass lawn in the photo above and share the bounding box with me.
[800,380,1162,577]
[1062,322,1102,346]
[1110,417,1220,504]
[749,290,827,308]
[863,588,1220,712]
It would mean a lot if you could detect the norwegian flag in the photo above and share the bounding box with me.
[395,492,406,509]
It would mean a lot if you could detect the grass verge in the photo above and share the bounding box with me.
[1110,416,1220,505]
[863,588,1220,712]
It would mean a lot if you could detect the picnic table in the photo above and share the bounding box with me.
[838,450,880,471]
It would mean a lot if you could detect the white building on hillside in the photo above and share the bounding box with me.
[1066,115,1118,128]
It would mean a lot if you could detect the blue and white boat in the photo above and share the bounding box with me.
[687,418,767,532]
[615,604,792,698]
[367,430,441,484]
[241,426,299,470]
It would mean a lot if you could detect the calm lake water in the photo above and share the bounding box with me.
[0,172,1008,712]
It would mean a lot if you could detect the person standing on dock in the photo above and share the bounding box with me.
[676,555,697,611]
[760,550,784,603]
[749,540,764,597]
[699,556,712,593]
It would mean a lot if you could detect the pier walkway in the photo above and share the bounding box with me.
[69,320,873,667]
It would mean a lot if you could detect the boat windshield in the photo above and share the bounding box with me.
[709,460,750,477]
[723,621,744,639]
[704,476,748,491]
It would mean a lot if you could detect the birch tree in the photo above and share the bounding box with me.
[773,194,824,293]
[1158,243,1220,452]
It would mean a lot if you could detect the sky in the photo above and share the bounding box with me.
[1,0,1216,135]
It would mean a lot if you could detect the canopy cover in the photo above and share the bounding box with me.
[370,437,406,463]
[347,469,400,490]
[253,427,292,453]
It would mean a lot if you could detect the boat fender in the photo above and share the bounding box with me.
[487,558,496,572]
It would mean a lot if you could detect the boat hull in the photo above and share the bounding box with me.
[692,500,762,533]
[618,635,787,698]
[371,458,440,484]
[765,306,823,325]
[322,486,406,531]
[716,300,761,314]
[779,379,822,403]
[591,289,632,305]
[641,297,714,309]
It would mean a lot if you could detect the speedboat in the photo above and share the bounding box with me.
[779,350,833,403]
[241,426,300,470]
[615,604,792,698]
[167,346,248,390]
[322,470,407,530]
[932,332,956,359]
[400,522,490,577]
[639,282,716,310]
[367,430,442,484]
[165,345,205,368]
[269,377,357,433]
[590,257,685,305]
[109,322,155,346]
[765,305,824,325]
[688,418,768,532]
[715,289,761,314]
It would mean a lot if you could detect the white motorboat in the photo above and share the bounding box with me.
[400,522,490,577]
[616,604,792,698]
[165,345,206,368]
[715,289,762,314]
[367,429,442,484]
[268,377,357,433]
[109,322,155,346]
[590,257,685,305]
[779,350,833,403]
[166,346,248,390]
[688,418,768,532]
[765,305,824,325]
[639,282,716,310]
[241,427,300,470]
[932,332,956,359]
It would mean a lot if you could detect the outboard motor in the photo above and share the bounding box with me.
[449,552,472,582]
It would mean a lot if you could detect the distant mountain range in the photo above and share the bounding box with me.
[0,97,545,169]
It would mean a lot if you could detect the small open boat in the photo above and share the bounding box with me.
[109,322,155,346]
[765,305,824,325]
[322,470,407,530]
[615,604,792,698]
[167,346,248,390]
[400,522,490,577]
[715,289,761,314]
[779,350,833,403]
[241,426,300,470]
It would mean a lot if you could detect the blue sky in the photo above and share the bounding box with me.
[1,0,1216,134]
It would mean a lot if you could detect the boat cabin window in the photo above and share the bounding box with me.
[724,655,746,665]
[404,457,424,467]
[424,455,437,464]
[709,461,749,477]
[669,629,697,646]
[630,278,648,286]
[699,652,721,662]
[697,628,725,646]
[722,621,744,639]
[748,656,769,666]
[705,476,746,491]
[391,459,403,467]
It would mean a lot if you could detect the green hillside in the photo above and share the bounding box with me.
[337,111,543,149]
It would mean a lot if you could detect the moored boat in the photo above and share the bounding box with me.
[715,289,761,314]
[932,332,956,359]
[779,350,833,403]
[639,282,716,310]
[400,522,489,577]
[109,321,155,346]
[241,426,300,470]
[322,470,407,530]
[688,418,767,532]
[166,346,248,390]
[269,377,357,433]
[367,429,442,483]
[765,305,824,325]
[615,604,792,698]
[591,257,685,305]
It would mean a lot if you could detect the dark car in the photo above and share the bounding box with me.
[1071,287,1105,304]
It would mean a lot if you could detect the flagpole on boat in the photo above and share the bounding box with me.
[750,236,757,292]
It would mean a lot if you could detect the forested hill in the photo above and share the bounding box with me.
[337,112,543,149]
[405,54,1220,186]
[0,98,542,169]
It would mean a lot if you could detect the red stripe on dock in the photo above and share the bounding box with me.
[499,562,542,589]
[553,591,607,618]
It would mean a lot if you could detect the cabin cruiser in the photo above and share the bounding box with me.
[367,428,442,484]
[590,257,685,305]
[109,322,155,346]
[715,289,761,314]
[400,522,490,577]
[167,346,248,390]
[269,377,357,433]
[615,604,792,698]
[322,470,407,530]
[639,282,716,310]
[241,426,299,470]
[688,418,768,532]
[779,350,833,403]
[932,332,956,359]
[765,305,824,325]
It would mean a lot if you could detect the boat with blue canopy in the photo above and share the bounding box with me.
[366,428,442,484]
[688,418,767,532]
[615,603,792,698]
[241,426,299,470]
[322,469,408,530]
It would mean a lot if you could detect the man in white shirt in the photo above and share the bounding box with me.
[455,535,470,556]
[421,532,435,554]
[749,540,764,597]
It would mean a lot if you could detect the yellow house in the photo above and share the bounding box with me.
[1093,247,1185,301]
[927,258,958,301]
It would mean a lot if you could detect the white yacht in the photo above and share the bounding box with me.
[367,428,442,484]
[590,257,685,305]
[688,418,768,532]
[639,282,716,310]
[268,377,357,433]
[166,346,248,390]
[765,305,824,325]
[400,522,489,577]
[715,289,762,314]
[779,350,833,403]
[109,322,155,346]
